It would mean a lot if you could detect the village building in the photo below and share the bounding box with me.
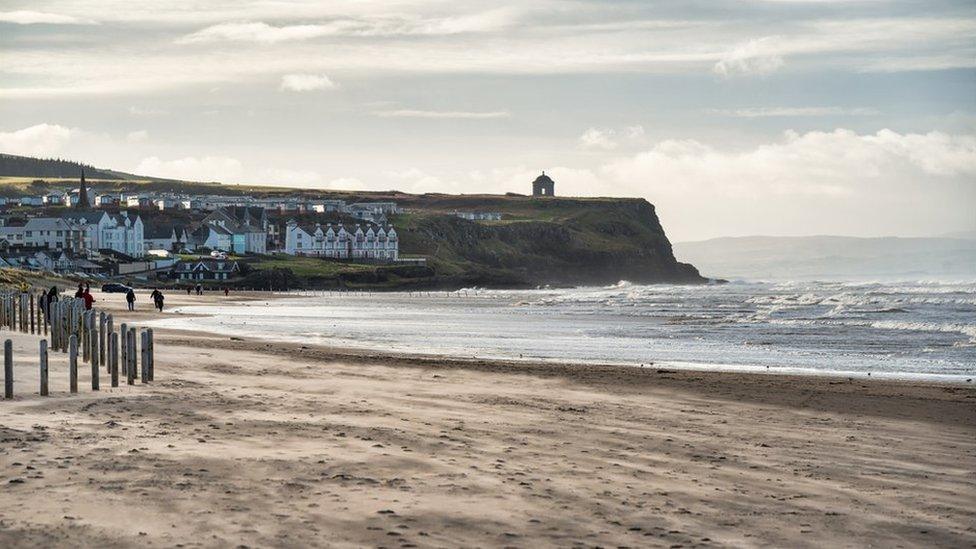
[202,206,267,254]
[284,221,398,261]
[174,258,241,281]
[532,171,555,196]
[144,223,190,252]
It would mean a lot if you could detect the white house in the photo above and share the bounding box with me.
[19,196,45,207]
[174,259,240,281]
[58,211,145,257]
[284,221,398,261]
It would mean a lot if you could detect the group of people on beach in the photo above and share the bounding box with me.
[36,283,231,316]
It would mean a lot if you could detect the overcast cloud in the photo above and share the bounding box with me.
[1,0,974,240]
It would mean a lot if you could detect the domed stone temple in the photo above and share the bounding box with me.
[532,171,555,197]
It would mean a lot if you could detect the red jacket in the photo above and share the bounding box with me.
[82,292,95,310]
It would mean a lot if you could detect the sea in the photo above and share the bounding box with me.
[150,280,976,382]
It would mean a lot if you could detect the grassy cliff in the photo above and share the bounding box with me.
[391,196,703,287]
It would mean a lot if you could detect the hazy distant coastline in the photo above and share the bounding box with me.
[674,235,976,281]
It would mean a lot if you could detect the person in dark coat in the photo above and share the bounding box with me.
[75,283,84,298]
[125,288,136,311]
[46,286,59,317]
[81,288,95,311]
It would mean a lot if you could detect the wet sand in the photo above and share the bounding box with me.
[0,290,974,547]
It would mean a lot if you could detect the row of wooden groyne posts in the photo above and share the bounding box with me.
[1,291,154,400]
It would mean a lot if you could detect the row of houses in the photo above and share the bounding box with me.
[284,221,399,260]
[0,204,401,263]
[7,186,401,223]
[0,247,240,282]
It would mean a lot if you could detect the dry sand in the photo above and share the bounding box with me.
[1,290,974,548]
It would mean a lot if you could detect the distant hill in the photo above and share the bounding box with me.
[0,153,138,180]
[674,235,976,281]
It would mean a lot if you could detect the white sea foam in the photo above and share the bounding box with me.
[149,279,976,381]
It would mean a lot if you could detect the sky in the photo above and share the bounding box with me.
[1,0,974,241]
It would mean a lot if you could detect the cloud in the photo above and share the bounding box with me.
[135,156,244,182]
[0,10,93,25]
[125,130,149,143]
[179,22,333,44]
[578,125,646,150]
[713,37,785,76]
[0,123,77,156]
[601,128,976,238]
[710,107,880,117]
[280,73,337,92]
[178,11,516,44]
[373,109,510,119]
[128,106,167,116]
[578,128,618,150]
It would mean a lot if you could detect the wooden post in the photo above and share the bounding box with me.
[110,332,119,388]
[29,292,35,334]
[82,311,90,363]
[120,322,127,370]
[69,334,78,393]
[91,326,99,391]
[39,339,49,396]
[90,318,98,370]
[126,329,135,385]
[147,328,154,382]
[99,312,106,370]
[4,339,12,399]
[140,330,149,383]
[60,301,68,354]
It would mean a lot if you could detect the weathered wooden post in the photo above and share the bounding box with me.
[29,292,35,334]
[126,328,135,385]
[4,339,12,399]
[60,301,68,354]
[82,311,90,363]
[140,330,149,384]
[69,334,78,393]
[91,343,99,390]
[120,322,128,369]
[39,339,49,396]
[90,317,98,370]
[147,328,154,381]
[99,312,106,369]
[110,332,119,388]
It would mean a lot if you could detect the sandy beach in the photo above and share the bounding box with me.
[1,290,974,548]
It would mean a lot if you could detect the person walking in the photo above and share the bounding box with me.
[46,286,59,317]
[224,287,229,297]
[154,290,165,312]
[125,288,136,311]
[74,283,84,298]
[81,287,95,311]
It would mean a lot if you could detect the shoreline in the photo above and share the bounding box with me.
[144,291,976,385]
[2,290,974,547]
[153,328,976,428]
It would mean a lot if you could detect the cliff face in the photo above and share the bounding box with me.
[396,198,705,287]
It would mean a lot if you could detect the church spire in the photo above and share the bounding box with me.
[77,168,90,208]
